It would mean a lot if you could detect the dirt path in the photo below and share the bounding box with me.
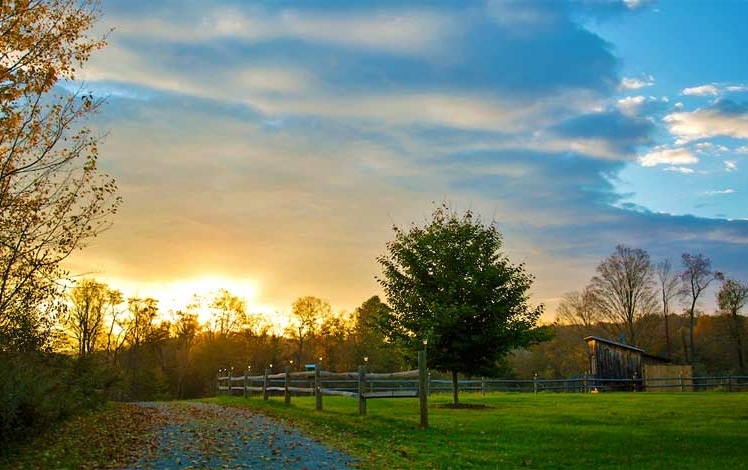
[125,402,357,469]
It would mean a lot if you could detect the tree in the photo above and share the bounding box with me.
[352,296,407,372]
[207,289,247,338]
[376,204,545,406]
[171,310,200,398]
[681,253,718,366]
[588,245,657,346]
[123,297,158,399]
[103,288,125,363]
[655,259,681,359]
[65,278,120,356]
[716,277,748,373]
[287,296,330,366]
[556,287,598,327]
[0,0,121,351]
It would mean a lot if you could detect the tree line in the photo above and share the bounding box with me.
[58,283,411,401]
[550,245,747,376]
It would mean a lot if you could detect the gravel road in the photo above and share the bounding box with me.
[126,402,357,469]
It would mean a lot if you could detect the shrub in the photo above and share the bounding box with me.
[0,353,113,450]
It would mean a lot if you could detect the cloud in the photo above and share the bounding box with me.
[550,110,654,157]
[617,96,646,115]
[486,0,566,34]
[726,85,748,93]
[681,83,748,97]
[620,76,654,90]
[664,100,748,143]
[616,95,668,116]
[705,189,736,196]
[725,160,737,171]
[623,0,654,9]
[694,142,728,156]
[107,5,459,59]
[638,147,698,167]
[682,84,719,96]
[664,166,695,174]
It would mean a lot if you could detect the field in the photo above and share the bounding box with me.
[211,392,748,469]
[2,392,746,469]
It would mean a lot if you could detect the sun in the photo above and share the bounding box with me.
[158,275,263,324]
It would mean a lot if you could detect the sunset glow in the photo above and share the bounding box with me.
[62,0,748,320]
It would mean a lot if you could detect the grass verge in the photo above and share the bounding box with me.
[209,392,748,469]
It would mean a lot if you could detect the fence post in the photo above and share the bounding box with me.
[263,368,270,401]
[285,366,291,405]
[533,373,538,394]
[679,373,684,392]
[244,368,248,398]
[481,377,486,396]
[583,372,588,393]
[358,365,367,415]
[418,349,429,429]
[315,362,323,411]
[727,374,732,392]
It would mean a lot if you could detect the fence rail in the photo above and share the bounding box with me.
[219,372,748,397]
[217,351,430,427]
[217,362,748,429]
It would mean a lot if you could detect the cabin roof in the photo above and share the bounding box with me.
[584,335,671,363]
[583,335,646,353]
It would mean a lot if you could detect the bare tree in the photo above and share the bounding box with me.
[681,253,718,366]
[655,259,682,359]
[588,245,657,345]
[556,287,599,327]
[717,277,748,373]
[208,289,247,338]
[103,288,125,363]
[65,278,121,356]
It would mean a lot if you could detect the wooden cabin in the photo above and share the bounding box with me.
[585,336,670,391]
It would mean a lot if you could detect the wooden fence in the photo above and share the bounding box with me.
[426,374,748,393]
[217,350,430,427]
[219,370,748,399]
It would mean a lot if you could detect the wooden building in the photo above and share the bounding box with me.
[585,336,670,390]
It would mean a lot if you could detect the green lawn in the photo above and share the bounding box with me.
[211,392,748,469]
[2,393,745,469]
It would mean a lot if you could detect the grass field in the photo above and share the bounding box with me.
[2,392,745,469]
[211,392,748,469]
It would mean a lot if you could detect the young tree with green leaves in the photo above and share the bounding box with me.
[376,204,546,406]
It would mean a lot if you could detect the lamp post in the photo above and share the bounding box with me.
[419,337,429,428]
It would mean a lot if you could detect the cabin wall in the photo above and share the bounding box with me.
[588,339,642,380]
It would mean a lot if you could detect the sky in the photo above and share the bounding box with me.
[64,0,748,323]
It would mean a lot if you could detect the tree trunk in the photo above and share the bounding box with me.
[663,311,672,359]
[734,313,745,374]
[689,299,697,367]
[452,370,459,406]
